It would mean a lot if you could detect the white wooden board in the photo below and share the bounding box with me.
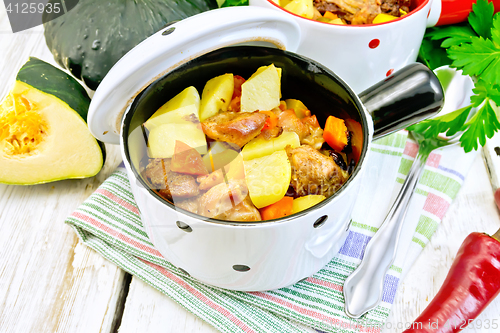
[385,152,500,333]
[0,9,128,333]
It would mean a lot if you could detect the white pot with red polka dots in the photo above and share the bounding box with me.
[249,0,482,93]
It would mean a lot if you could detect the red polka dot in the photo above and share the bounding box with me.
[427,9,431,18]
[369,39,380,49]
[386,69,394,77]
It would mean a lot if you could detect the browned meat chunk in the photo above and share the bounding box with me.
[198,180,261,221]
[201,111,267,147]
[277,109,310,141]
[143,159,199,200]
[314,0,344,15]
[223,196,262,222]
[381,0,410,16]
[314,0,409,24]
[197,169,224,191]
[351,2,381,25]
[175,196,201,214]
[286,145,348,197]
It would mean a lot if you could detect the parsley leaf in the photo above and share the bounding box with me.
[470,79,500,106]
[460,100,500,151]
[426,25,476,48]
[220,0,248,7]
[414,0,500,152]
[448,36,500,85]
[417,38,452,70]
[407,106,472,141]
[491,13,500,47]
[468,0,495,39]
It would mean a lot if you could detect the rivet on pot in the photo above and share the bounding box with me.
[162,27,175,36]
[313,215,328,229]
[298,277,308,283]
[233,265,250,272]
[178,268,190,276]
[176,221,192,232]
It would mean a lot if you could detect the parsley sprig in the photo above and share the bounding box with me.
[218,0,248,7]
[412,0,500,152]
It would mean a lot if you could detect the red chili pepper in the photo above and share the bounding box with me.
[402,230,500,333]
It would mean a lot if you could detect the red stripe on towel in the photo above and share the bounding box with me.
[423,193,450,219]
[403,142,419,158]
[249,292,380,333]
[142,260,256,333]
[426,153,441,168]
[95,188,141,215]
[306,277,343,292]
[71,212,163,257]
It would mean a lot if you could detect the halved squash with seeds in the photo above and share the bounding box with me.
[0,57,104,185]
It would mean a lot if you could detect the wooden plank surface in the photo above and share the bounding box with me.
[0,9,128,333]
[385,152,500,332]
[2,4,500,333]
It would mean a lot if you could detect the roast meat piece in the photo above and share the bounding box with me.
[197,169,224,191]
[198,180,261,221]
[175,196,201,214]
[143,158,199,200]
[381,0,410,16]
[201,111,267,147]
[223,196,262,222]
[314,0,410,24]
[277,109,310,141]
[286,145,348,197]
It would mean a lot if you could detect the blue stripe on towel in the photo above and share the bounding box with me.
[382,274,400,304]
[339,231,372,260]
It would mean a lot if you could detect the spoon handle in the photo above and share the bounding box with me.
[343,149,429,319]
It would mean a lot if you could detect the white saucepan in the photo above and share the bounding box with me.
[88,7,443,291]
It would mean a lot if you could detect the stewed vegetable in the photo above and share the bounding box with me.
[140,64,362,221]
[276,0,411,25]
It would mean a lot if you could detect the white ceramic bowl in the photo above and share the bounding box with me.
[250,0,437,93]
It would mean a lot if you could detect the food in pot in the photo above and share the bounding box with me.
[140,64,362,221]
[275,0,411,25]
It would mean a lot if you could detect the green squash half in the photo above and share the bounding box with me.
[0,57,105,185]
[43,0,218,90]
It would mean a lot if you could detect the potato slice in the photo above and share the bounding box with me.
[199,73,234,121]
[144,104,200,130]
[147,123,207,158]
[242,131,300,161]
[285,99,310,119]
[292,195,326,214]
[241,64,281,113]
[244,150,291,208]
[284,0,314,19]
[202,141,241,173]
[144,86,200,129]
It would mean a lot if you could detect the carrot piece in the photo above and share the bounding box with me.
[170,140,208,176]
[323,11,338,20]
[260,110,278,131]
[228,96,241,112]
[259,196,294,220]
[323,115,348,152]
[232,75,246,99]
[345,118,363,163]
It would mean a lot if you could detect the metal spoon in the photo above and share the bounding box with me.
[343,67,475,319]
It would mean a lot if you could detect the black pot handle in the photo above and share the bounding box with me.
[359,63,444,140]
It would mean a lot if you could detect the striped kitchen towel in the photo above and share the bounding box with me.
[66,131,478,333]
